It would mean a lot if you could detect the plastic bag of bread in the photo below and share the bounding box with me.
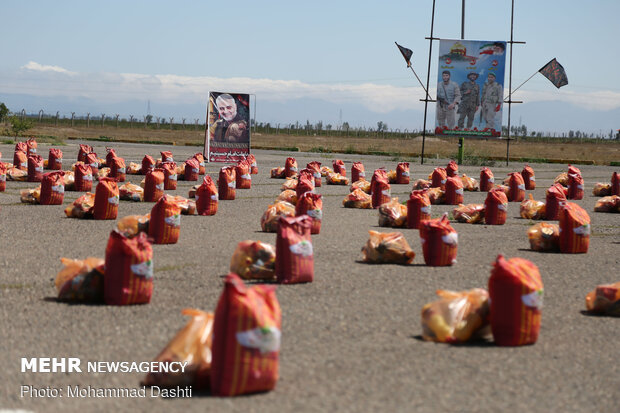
[116,214,150,238]
[169,195,197,215]
[64,192,95,218]
[554,172,568,186]
[96,167,110,180]
[378,198,407,228]
[55,257,105,303]
[520,194,545,220]
[188,184,200,199]
[350,179,371,194]
[592,183,611,197]
[343,188,372,209]
[585,282,620,316]
[260,201,296,232]
[427,187,445,205]
[326,171,349,185]
[281,177,298,191]
[460,174,479,191]
[594,195,620,213]
[7,166,27,181]
[276,189,298,205]
[493,184,510,196]
[362,230,415,264]
[386,169,397,184]
[270,167,286,179]
[421,288,490,343]
[527,222,559,251]
[230,240,276,281]
[20,187,41,204]
[142,309,214,389]
[452,204,485,224]
[413,179,431,190]
[126,162,141,175]
[320,165,333,177]
[63,170,75,191]
[119,183,144,202]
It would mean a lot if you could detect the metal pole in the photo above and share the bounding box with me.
[506,0,515,166]
[421,0,437,165]
[461,0,465,39]
[457,0,466,165]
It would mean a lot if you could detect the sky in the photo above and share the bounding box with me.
[1,0,619,134]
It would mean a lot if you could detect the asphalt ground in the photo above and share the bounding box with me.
[0,140,619,413]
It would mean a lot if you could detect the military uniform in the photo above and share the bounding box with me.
[458,80,480,129]
[436,81,461,129]
[481,79,503,130]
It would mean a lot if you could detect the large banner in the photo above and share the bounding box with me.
[204,91,251,162]
[435,39,506,137]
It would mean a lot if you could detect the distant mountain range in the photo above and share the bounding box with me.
[2,93,618,137]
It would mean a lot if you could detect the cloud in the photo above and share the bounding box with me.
[21,61,76,75]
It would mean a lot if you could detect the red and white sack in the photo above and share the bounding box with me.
[0,162,6,192]
[295,170,315,198]
[559,202,590,254]
[285,157,298,178]
[161,150,174,163]
[507,172,525,202]
[276,215,314,284]
[246,153,258,174]
[141,155,155,175]
[193,152,206,175]
[295,192,322,234]
[78,144,93,163]
[39,171,65,205]
[14,150,28,171]
[396,162,410,184]
[73,162,93,192]
[184,158,200,181]
[444,176,464,205]
[480,167,494,192]
[431,167,448,189]
[407,190,431,229]
[105,148,117,167]
[48,148,63,170]
[306,161,322,187]
[104,231,153,305]
[612,172,620,196]
[93,177,119,220]
[158,162,175,190]
[218,166,236,200]
[333,159,346,176]
[144,169,165,202]
[26,137,37,156]
[149,195,181,244]
[351,162,365,183]
[370,169,391,209]
[196,175,218,216]
[85,152,99,176]
[419,214,458,266]
[446,160,458,177]
[235,160,252,189]
[521,164,536,190]
[545,183,567,220]
[488,255,543,346]
[567,172,584,200]
[109,156,126,182]
[484,188,508,225]
[27,154,44,182]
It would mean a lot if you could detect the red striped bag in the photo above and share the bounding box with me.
[488,255,543,346]
[419,214,458,266]
[27,154,44,182]
[161,151,174,163]
[306,161,322,187]
[371,169,391,209]
[40,171,65,205]
[396,162,410,184]
[93,177,119,220]
[0,162,6,192]
[612,172,619,196]
[235,160,252,189]
[484,188,508,225]
[559,202,590,254]
[14,150,28,171]
[184,158,200,181]
[295,170,314,198]
[480,167,494,192]
[141,155,155,175]
[161,162,178,190]
[74,162,93,192]
[431,167,447,189]
[85,152,99,176]
[333,159,346,176]
[196,175,218,216]
[567,172,584,200]
[521,164,536,190]
[295,192,322,234]
[109,157,126,182]
[285,157,298,178]
[48,148,63,170]
[276,215,314,284]
[149,195,181,244]
[444,176,464,205]
[210,273,281,396]
[407,190,431,229]
[104,231,153,305]
[193,152,206,175]
[545,183,567,220]
[105,148,117,167]
[26,137,37,156]
[446,160,458,177]
[78,144,93,163]
[218,166,236,200]
[246,153,258,174]
[351,162,365,183]
[507,172,525,202]
[144,169,165,202]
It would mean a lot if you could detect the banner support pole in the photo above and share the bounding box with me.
[420,0,437,165]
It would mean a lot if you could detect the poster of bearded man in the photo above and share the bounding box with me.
[204,91,251,162]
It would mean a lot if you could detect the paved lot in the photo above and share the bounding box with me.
[1,140,619,412]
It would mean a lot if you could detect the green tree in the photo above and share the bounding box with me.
[9,115,32,137]
[0,102,9,122]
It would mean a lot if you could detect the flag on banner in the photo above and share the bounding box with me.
[539,58,568,88]
[395,42,413,67]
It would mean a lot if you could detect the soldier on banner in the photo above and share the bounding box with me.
[436,70,461,129]
[458,72,480,129]
[480,73,503,130]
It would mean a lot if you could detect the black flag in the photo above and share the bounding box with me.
[395,42,413,67]
[539,58,568,88]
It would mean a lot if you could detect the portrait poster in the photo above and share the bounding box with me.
[204,91,251,162]
[435,39,507,137]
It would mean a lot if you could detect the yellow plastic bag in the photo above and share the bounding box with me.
[55,257,105,302]
[230,240,276,280]
[527,222,560,251]
[362,230,415,264]
[378,198,407,228]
